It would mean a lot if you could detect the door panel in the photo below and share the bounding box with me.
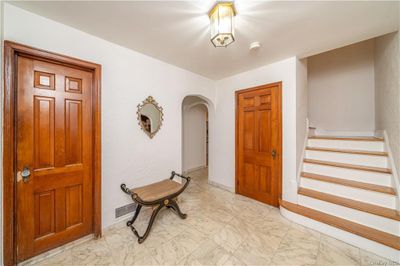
[236,83,282,206]
[66,184,83,228]
[259,166,271,193]
[34,96,56,168]
[34,190,55,238]
[16,56,94,261]
[259,109,271,153]
[65,99,83,165]
[244,111,255,150]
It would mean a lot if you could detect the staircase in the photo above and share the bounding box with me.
[280,135,400,262]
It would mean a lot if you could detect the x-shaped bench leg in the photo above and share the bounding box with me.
[129,204,163,244]
[167,199,187,219]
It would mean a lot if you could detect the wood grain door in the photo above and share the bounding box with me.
[16,56,94,261]
[236,83,282,207]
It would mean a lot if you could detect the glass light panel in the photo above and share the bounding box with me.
[210,7,219,39]
[209,2,235,47]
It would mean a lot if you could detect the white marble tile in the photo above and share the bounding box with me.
[228,217,252,236]
[316,235,360,266]
[153,238,191,265]
[191,239,232,266]
[290,222,321,240]
[246,228,286,253]
[178,254,204,266]
[217,254,246,266]
[234,240,274,266]
[104,226,137,252]
[35,250,75,266]
[23,168,387,266]
[205,206,235,224]
[185,213,225,236]
[69,238,116,265]
[20,234,94,266]
[230,200,271,220]
[360,250,399,266]
[114,245,161,265]
[173,227,207,254]
[213,223,246,253]
[270,227,320,266]
[131,254,161,266]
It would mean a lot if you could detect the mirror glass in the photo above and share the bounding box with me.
[137,96,163,138]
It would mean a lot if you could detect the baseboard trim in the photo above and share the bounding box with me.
[208,180,235,193]
[183,165,207,175]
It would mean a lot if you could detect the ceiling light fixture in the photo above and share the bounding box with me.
[208,2,236,48]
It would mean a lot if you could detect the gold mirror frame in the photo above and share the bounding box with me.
[137,96,164,139]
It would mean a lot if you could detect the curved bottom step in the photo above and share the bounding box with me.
[280,200,400,263]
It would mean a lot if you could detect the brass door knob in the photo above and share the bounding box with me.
[21,166,31,183]
[271,149,277,159]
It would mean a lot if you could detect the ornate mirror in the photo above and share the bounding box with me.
[137,96,164,138]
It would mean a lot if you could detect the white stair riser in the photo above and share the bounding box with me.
[300,178,396,208]
[313,130,376,137]
[305,150,388,168]
[298,195,399,236]
[303,163,392,186]
[308,139,384,151]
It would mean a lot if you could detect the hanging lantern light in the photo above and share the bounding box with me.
[208,2,236,47]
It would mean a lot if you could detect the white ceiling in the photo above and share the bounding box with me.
[8,1,399,80]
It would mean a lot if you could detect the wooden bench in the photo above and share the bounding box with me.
[120,171,190,243]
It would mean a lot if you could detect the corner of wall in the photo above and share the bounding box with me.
[374,31,400,184]
[295,57,308,173]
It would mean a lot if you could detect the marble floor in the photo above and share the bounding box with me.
[24,168,396,266]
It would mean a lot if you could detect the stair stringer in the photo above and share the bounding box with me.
[296,119,310,186]
[382,130,400,213]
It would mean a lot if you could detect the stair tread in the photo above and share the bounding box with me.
[280,199,400,250]
[309,136,384,141]
[298,187,400,221]
[304,159,392,174]
[306,147,388,156]
[301,172,396,195]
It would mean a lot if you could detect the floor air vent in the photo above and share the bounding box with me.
[115,203,136,218]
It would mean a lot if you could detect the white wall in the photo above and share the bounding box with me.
[308,40,375,132]
[374,32,400,177]
[296,59,308,172]
[182,99,207,172]
[213,57,299,203]
[3,4,215,228]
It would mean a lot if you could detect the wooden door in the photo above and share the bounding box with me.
[16,56,94,261]
[236,83,282,207]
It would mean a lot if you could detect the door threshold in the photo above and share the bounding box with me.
[18,234,94,265]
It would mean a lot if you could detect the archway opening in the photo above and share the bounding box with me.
[182,96,211,184]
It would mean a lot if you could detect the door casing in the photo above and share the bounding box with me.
[235,81,283,205]
[3,41,102,266]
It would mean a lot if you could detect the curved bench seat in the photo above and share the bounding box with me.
[120,171,190,243]
[131,179,183,202]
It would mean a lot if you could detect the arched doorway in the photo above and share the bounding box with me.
[181,95,213,184]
